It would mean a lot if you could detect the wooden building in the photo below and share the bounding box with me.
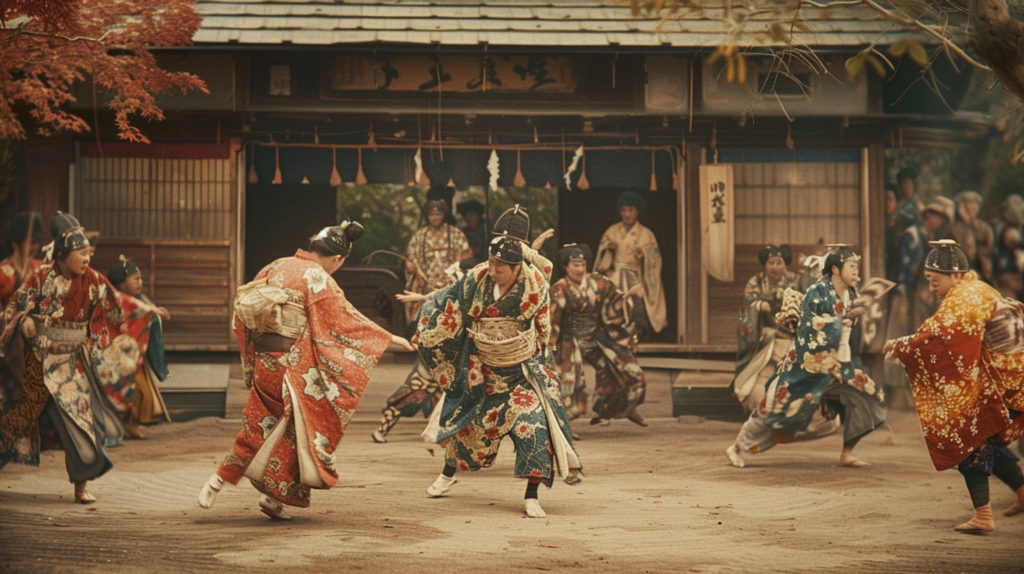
[11,0,991,356]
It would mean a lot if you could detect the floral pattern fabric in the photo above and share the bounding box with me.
[0,264,152,475]
[405,223,471,323]
[416,247,580,486]
[549,273,646,420]
[0,257,43,308]
[594,222,667,335]
[217,250,392,507]
[893,273,1024,471]
[758,277,884,438]
[733,270,801,391]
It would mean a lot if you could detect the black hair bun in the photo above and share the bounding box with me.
[343,221,364,242]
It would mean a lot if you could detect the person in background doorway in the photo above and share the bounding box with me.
[594,192,666,340]
[457,199,488,265]
[950,191,995,283]
[404,200,472,327]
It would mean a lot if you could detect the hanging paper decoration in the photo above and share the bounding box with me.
[563,145,583,189]
[487,149,500,192]
[446,177,456,188]
[247,159,258,184]
[329,147,342,186]
[514,150,527,187]
[271,146,283,184]
[301,176,310,184]
[649,150,658,192]
[577,151,590,190]
[415,148,431,186]
[356,148,368,185]
[544,181,551,189]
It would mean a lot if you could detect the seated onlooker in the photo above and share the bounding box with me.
[993,227,1024,300]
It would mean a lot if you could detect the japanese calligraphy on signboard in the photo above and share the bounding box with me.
[330,55,577,93]
[699,164,734,282]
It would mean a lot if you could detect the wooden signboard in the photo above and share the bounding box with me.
[700,163,734,282]
[331,55,577,93]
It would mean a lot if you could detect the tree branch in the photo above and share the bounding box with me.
[853,0,989,70]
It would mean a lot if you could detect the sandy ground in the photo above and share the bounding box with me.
[1,355,1023,574]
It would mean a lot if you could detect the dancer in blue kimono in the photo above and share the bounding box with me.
[402,206,581,518]
[726,246,887,468]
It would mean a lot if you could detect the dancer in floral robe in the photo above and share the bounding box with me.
[549,243,647,425]
[726,246,887,468]
[108,256,172,438]
[594,191,666,338]
[198,223,413,520]
[0,212,154,503]
[886,241,1024,533]
[372,260,473,444]
[732,245,801,414]
[409,206,580,518]
[404,200,472,324]
[0,212,44,307]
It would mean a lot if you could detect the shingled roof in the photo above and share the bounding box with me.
[193,0,913,47]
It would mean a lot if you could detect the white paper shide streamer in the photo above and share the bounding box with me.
[414,148,425,186]
[563,145,584,189]
[488,149,500,192]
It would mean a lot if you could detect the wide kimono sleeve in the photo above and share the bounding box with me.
[595,274,635,342]
[638,227,664,305]
[893,279,1011,470]
[792,282,847,381]
[593,226,617,274]
[89,275,156,413]
[450,226,473,261]
[735,274,768,374]
[304,284,392,418]
[548,279,567,347]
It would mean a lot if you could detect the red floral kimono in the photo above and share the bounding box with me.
[0,257,43,307]
[0,264,153,481]
[894,273,1024,471]
[217,250,392,507]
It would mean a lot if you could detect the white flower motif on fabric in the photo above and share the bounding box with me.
[303,267,329,295]
[258,415,278,439]
[302,367,340,401]
[313,431,336,470]
[102,334,142,378]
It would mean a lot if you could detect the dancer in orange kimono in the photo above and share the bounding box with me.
[886,240,1024,533]
[198,222,414,520]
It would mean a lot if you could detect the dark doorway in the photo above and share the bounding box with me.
[557,187,677,344]
[245,184,337,281]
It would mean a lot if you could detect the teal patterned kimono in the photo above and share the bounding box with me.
[416,248,581,486]
[758,277,885,439]
[734,271,800,381]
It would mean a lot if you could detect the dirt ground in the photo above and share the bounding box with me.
[1,355,1022,574]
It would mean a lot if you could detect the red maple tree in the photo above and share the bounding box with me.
[0,0,207,143]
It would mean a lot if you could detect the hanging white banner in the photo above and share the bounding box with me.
[699,163,734,282]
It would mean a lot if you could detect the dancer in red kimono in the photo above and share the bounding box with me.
[886,241,1024,533]
[198,222,414,520]
[0,212,154,503]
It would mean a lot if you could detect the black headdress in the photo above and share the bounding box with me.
[821,244,860,277]
[48,211,89,260]
[456,199,485,216]
[924,239,969,274]
[309,221,364,258]
[757,244,792,266]
[617,191,646,212]
[108,254,141,286]
[492,204,530,243]
[489,235,523,264]
[896,167,919,184]
[557,243,592,269]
